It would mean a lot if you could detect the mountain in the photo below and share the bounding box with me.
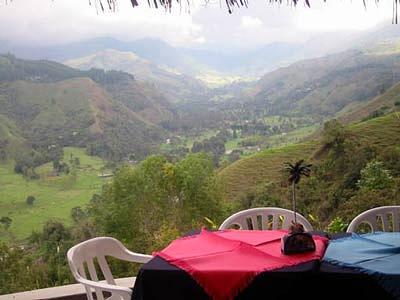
[239,49,400,118]
[0,37,348,78]
[65,49,177,82]
[65,49,211,103]
[0,54,174,161]
[0,37,209,76]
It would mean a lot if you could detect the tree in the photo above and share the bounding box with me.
[357,160,394,190]
[191,136,226,166]
[284,160,312,224]
[379,147,400,177]
[53,160,70,176]
[321,119,348,158]
[90,154,223,254]
[26,195,36,206]
[41,221,71,243]
[232,129,238,139]
[0,216,12,230]
[175,153,223,226]
[71,206,87,223]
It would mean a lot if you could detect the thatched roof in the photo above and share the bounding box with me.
[90,0,399,23]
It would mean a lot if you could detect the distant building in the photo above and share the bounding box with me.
[98,173,113,178]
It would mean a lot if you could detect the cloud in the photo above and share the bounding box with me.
[0,0,393,51]
[241,16,263,29]
[294,1,392,32]
[193,36,206,44]
[0,0,204,47]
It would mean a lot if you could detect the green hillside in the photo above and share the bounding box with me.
[219,141,318,201]
[219,112,400,202]
[0,114,25,155]
[337,81,400,124]
[350,111,400,147]
[245,50,400,117]
[0,54,175,161]
[0,147,107,241]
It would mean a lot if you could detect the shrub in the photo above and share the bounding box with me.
[357,160,394,190]
[327,217,348,233]
[0,216,12,230]
[26,195,36,206]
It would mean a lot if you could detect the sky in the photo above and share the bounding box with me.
[0,0,394,50]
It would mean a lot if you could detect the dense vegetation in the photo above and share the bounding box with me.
[0,153,225,294]
[2,107,399,295]
[220,113,400,228]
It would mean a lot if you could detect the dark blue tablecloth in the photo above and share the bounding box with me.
[322,232,400,299]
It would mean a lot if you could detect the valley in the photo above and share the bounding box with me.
[1,25,400,243]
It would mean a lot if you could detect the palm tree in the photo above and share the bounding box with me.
[284,160,312,224]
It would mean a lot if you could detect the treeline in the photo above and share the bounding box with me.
[13,145,64,179]
[85,117,162,161]
[192,130,231,166]
[0,54,133,84]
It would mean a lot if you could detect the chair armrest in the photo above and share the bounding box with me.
[78,277,132,299]
[124,250,153,264]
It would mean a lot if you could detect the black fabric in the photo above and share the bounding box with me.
[132,257,323,300]
[131,232,398,300]
[318,262,396,300]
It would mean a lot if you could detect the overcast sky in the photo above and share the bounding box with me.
[0,0,393,50]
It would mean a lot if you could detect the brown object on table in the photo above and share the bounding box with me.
[290,223,305,234]
[281,223,316,255]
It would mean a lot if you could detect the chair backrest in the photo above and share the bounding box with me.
[219,207,313,232]
[347,206,400,233]
[67,237,151,300]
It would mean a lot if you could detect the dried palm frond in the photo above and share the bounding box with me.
[85,0,398,23]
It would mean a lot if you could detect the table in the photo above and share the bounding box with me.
[133,257,323,300]
[320,232,400,300]
[131,231,400,300]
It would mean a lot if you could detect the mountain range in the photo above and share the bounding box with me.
[241,49,400,118]
[2,23,400,82]
[65,49,210,103]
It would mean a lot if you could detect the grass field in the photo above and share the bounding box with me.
[265,125,318,148]
[0,147,108,242]
[219,141,319,201]
[225,125,317,153]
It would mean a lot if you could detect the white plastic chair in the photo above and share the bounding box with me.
[67,237,153,300]
[347,206,400,233]
[219,207,313,232]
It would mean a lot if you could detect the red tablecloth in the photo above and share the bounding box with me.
[155,229,328,300]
